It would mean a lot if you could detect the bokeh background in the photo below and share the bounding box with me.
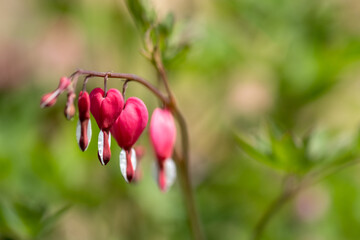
[1,0,360,239]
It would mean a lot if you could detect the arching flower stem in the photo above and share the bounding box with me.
[68,68,205,240]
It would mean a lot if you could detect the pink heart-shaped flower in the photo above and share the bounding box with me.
[89,88,124,130]
[149,108,177,192]
[90,88,124,166]
[111,97,148,150]
[111,97,148,182]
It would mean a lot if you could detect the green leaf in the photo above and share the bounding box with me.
[158,13,175,37]
[163,43,190,67]
[37,204,71,238]
[234,134,277,169]
[125,0,153,32]
[266,121,312,173]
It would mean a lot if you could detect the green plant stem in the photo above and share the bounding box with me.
[172,109,205,240]
[252,181,299,240]
[252,158,360,240]
[153,50,205,240]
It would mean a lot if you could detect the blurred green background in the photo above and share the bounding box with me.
[1,0,360,239]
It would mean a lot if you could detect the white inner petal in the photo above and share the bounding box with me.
[119,148,137,183]
[164,158,177,190]
[98,131,105,165]
[76,119,81,146]
[151,158,176,192]
[76,119,92,151]
[86,119,92,150]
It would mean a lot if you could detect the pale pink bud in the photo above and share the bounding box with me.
[40,76,71,108]
[40,91,59,108]
[64,92,76,120]
[58,76,71,91]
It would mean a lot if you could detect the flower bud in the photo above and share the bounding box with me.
[40,91,58,108]
[111,97,148,182]
[40,77,71,109]
[90,88,124,165]
[58,76,71,91]
[64,92,76,120]
[149,108,177,192]
[76,91,92,152]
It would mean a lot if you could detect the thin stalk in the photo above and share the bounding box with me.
[252,158,360,240]
[172,106,204,240]
[152,51,205,240]
[252,185,298,240]
[70,69,169,104]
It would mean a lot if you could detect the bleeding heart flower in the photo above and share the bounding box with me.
[111,97,148,182]
[40,76,71,108]
[149,108,177,192]
[90,88,124,165]
[76,91,92,151]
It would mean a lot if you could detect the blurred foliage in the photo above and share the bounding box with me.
[1,0,360,239]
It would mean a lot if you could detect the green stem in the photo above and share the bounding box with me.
[252,158,360,240]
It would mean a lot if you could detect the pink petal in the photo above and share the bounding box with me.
[149,108,176,162]
[111,97,148,150]
[90,88,124,130]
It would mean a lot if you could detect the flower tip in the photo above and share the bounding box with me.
[76,119,92,152]
[98,152,111,165]
[127,171,134,183]
[159,173,167,192]
[64,103,76,120]
[40,92,58,108]
[97,131,111,166]
[79,138,88,152]
[119,149,137,183]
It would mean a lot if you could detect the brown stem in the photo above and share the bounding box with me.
[152,51,205,240]
[71,69,169,105]
[171,104,204,240]
[153,49,175,103]
[103,73,109,96]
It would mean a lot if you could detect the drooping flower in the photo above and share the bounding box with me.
[40,77,71,108]
[90,88,124,165]
[111,97,148,182]
[149,108,177,192]
[76,91,91,151]
[64,91,76,120]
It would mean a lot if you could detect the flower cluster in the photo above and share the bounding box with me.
[41,76,177,191]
